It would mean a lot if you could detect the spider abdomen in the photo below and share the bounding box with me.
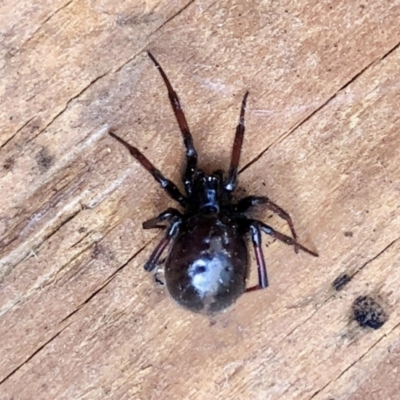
[165,215,248,314]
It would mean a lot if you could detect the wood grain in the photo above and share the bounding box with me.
[1,0,400,399]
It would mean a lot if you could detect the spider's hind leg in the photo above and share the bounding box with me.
[249,219,318,257]
[235,196,267,213]
[236,196,300,253]
[143,212,182,272]
[154,264,165,286]
[244,218,318,292]
[142,208,182,229]
[246,222,269,292]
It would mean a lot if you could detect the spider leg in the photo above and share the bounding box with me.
[147,52,198,195]
[144,216,181,272]
[225,91,249,192]
[109,132,186,207]
[236,195,300,253]
[249,219,318,257]
[142,208,183,229]
[246,223,269,292]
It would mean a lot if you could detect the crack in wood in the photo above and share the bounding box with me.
[351,237,400,278]
[26,70,111,145]
[0,208,81,286]
[250,235,400,398]
[112,1,198,76]
[0,242,148,386]
[0,117,34,150]
[0,321,73,386]
[153,0,197,35]
[378,40,400,62]
[308,328,391,399]
[12,1,74,62]
[58,243,148,326]
[239,42,400,176]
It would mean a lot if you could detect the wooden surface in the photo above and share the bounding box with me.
[1,0,400,399]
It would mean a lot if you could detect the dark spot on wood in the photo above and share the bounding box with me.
[3,157,15,170]
[78,227,86,234]
[333,274,351,291]
[116,12,156,26]
[352,295,387,329]
[91,242,102,259]
[80,203,89,210]
[36,147,54,172]
[6,47,18,58]
[344,231,353,237]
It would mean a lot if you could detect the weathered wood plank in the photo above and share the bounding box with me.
[1,0,400,398]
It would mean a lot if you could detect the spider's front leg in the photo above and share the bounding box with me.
[108,132,187,207]
[147,52,198,195]
[225,92,249,192]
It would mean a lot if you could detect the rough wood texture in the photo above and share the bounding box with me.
[1,0,400,399]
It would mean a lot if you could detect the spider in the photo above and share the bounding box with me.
[109,51,318,314]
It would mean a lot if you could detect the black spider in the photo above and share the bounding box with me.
[109,52,318,314]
